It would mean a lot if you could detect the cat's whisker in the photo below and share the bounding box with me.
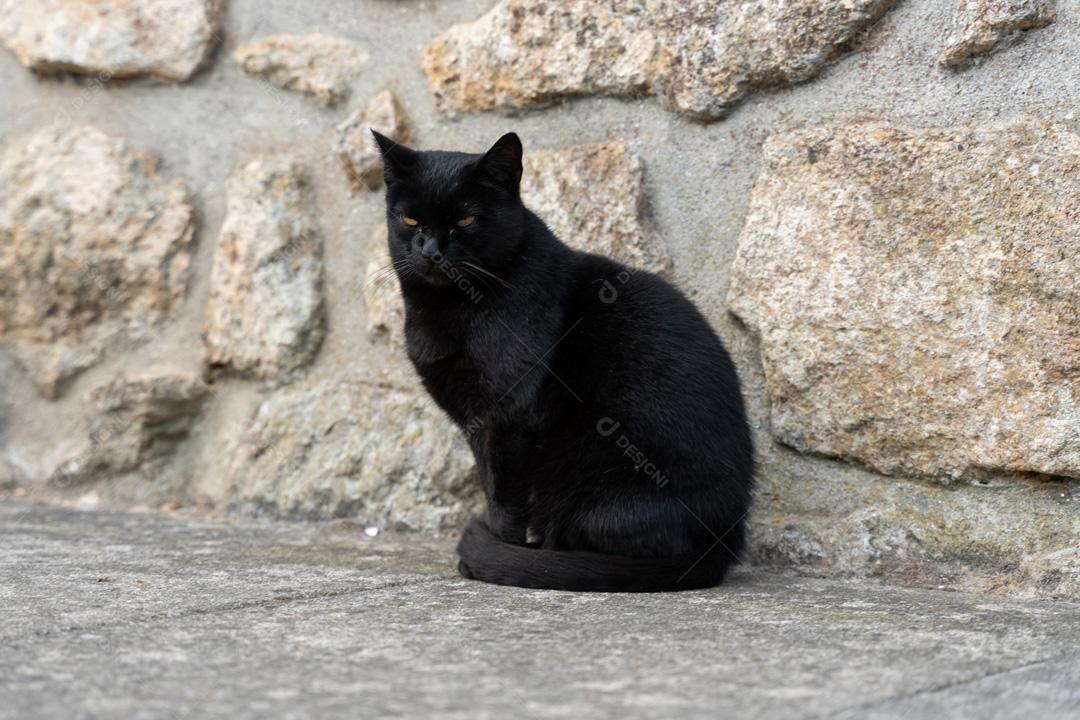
[461,262,511,289]
[457,266,494,294]
[366,260,411,290]
[367,261,395,278]
[372,275,398,291]
[365,267,395,287]
[370,268,394,283]
[460,261,513,290]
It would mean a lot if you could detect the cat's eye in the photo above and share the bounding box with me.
[455,216,476,228]
[402,215,419,227]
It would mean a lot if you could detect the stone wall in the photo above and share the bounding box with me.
[0,0,1076,599]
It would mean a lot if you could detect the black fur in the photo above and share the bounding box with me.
[374,130,754,592]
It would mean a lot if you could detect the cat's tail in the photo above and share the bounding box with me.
[455,518,733,592]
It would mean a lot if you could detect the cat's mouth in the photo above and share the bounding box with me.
[413,258,452,286]
[422,272,452,286]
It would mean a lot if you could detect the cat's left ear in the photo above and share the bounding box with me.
[477,132,523,192]
[371,130,418,184]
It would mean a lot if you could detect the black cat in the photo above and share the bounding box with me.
[373,131,753,592]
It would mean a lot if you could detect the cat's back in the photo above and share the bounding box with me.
[557,251,748,430]
[565,251,728,363]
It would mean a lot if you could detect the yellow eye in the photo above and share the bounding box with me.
[455,216,475,228]
[402,215,418,227]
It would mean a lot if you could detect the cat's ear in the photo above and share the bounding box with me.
[477,132,523,192]
[371,130,418,184]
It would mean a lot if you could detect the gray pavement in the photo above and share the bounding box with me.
[2,501,1078,720]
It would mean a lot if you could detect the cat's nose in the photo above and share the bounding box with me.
[420,236,440,260]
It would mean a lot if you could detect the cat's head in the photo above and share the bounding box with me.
[373,131,525,291]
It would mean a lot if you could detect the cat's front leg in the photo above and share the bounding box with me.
[485,499,529,545]
[473,426,533,545]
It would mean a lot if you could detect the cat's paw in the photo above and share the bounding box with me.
[457,517,489,580]
[455,518,490,557]
[458,516,491,549]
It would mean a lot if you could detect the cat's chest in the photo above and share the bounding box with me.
[404,308,488,383]
[403,315,499,423]
[404,307,534,403]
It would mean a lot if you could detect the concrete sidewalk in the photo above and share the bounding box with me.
[2,501,1078,719]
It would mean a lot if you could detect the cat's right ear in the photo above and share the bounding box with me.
[371,130,418,185]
